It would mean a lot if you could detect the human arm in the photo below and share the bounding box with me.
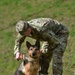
[14,33,26,59]
[42,30,60,47]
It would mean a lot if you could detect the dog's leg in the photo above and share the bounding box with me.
[13,62,25,75]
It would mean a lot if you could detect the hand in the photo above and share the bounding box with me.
[40,49,48,54]
[15,52,23,61]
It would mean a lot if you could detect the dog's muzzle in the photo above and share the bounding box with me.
[32,52,36,56]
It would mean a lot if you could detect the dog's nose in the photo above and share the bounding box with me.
[32,52,36,56]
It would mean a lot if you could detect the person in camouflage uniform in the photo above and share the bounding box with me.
[14,18,69,75]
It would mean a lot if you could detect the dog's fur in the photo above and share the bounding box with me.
[14,40,41,75]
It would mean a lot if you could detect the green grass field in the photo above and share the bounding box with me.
[0,0,75,75]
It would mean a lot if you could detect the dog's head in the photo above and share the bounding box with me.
[26,40,40,59]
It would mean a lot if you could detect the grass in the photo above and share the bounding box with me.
[0,0,75,75]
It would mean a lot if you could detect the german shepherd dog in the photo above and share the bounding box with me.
[14,40,41,75]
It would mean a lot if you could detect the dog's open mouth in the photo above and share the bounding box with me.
[30,54,39,59]
[32,56,38,59]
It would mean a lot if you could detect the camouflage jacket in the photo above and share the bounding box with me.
[14,18,68,55]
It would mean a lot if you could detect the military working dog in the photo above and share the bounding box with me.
[14,40,41,75]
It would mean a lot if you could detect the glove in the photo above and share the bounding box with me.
[15,52,23,61]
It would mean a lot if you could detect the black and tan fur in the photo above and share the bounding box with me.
[14,40,41,75]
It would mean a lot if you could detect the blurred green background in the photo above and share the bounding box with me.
[0,0,75,75]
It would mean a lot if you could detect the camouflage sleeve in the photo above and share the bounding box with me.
[14,33,26,55]
[42,30,60,46]
[41,31,60,53]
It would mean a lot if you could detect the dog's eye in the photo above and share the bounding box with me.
[29,48,33,50]
[30,49,33,50]
[35,49,39,51]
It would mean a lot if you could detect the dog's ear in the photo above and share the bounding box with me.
[35,40,40,49]
[26,41,31,49]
